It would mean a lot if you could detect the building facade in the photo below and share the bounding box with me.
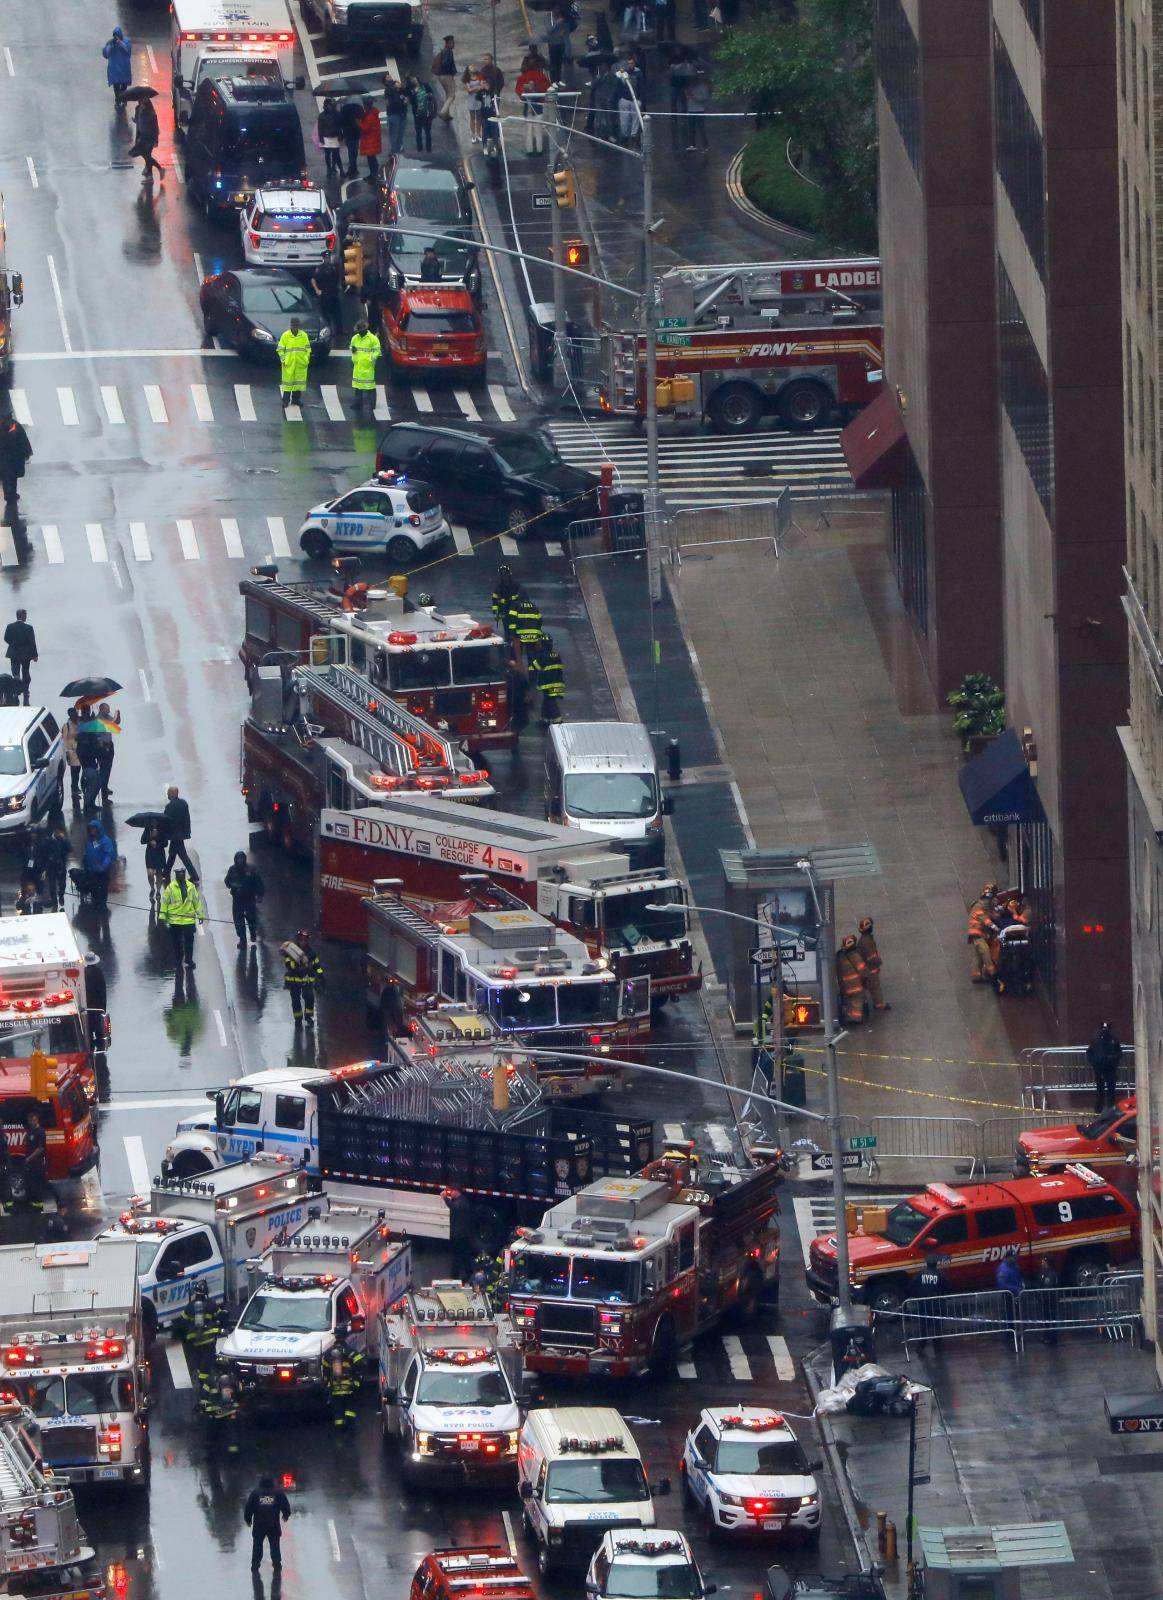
[874,0,1129,1038]
[1116,0,1163,1371]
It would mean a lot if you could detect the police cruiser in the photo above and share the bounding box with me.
[680,1407,821,1542]
[240,183,336,270]
[298,471,450,563]
[586,1530,714,1600]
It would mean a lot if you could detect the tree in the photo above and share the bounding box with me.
[716,0,877,253]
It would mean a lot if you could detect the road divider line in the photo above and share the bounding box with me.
[0,529,17,568]
[25,156,37,190]
[138,668,152,702]
[412,387,433,413]
[3,47,13,77]
[450,524,473,556]
[123,1134,152,1196]
[129,522,152,562]
[544,541,563,558]
[145,43,158,72]
[374,384,390,420]
[40,526,63,565]
[192,250,204,288]
[164,1342,193,1393]
[85,524,108,564]
[191,383,213,422]
[321,384,345,421]
[213,1009,228,1047]
[722,1335,752,1381]
[500,1510,516,1557]
[328,1518,341,1562]
[234,384,256,422]
[221,518,243,558]
[677,1357,697,1379]
[144,385,168,423]
[488,384,514,422]
[100,386,125,425]
[267,516,291,558]
[56,387,79,427]
[454,388,479,421]
[767,1335,795,1382]
[176,519,200,560]
[46,255,72,354]
[9,390,30,426]
[499,534,520,557]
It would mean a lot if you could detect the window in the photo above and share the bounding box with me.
[245,598,275,644]
[691,1424,715,1462]
[1153,382,1159,483]
[1140,350,1147,452]
[275,1094,305,1130]
[42,714,58,738]
[891,445,928,636]
[159,1231,215,1275]
[440,948,459,999]
[994,32,1046,279]
[423,440,465,475]
[998,261,1054,519]
[1122,161,1129,265]
[1128,322,1135,427]
[1132,22,1139,123]
[460,445,501,477]
[1119,0,1126,97]
[677,1221,696,1272]
[27,727,49,764]
[1032,1192,1124,1226]
[235,1089,262,1125]
[1130,485,1139,579]
[1018,0,1041,41]
[976,1207,1018,1239]
[876,0,921,176]
[401,1359,420,1402]
[925,1214,969,1247]
[1136,191,1143,291]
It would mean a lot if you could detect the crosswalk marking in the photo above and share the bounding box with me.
[722,1335,752,1382]
[663,1123,687,1142]
[454,389,480,421]
[285,403,303,421]
[489,384,515,422]
[164,1341,193,1393]
[100,386,126,425]
[221,518,243,558]
[499,534,520,557]
[10,389,31,426]
[374,384,391,421]
[235,384,256,422]
[57,387,79,427]
[767,1336,795,1381]
[267,516,291,558]
[176,519,200,561]
[144,385,168,423]
[40,525,63,565]
[191,384,213,422]
[0,529,17,568]
[544,541,564,559]
[413,387,433,414]
[450,523,473,556]
[85,523,107,563]
[129,522,152,563]
[677,1356,698,1380]
[707,1123,733,1155]
[321,384,345,421]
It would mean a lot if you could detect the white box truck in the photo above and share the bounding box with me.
[170,0,301,124]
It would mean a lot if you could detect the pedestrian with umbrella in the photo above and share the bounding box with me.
[0,412,32,527]
[77,704,121,804]
[142,822,167,901]
[277,319,311,410]
[61,708,81,802]
[127,89,165,182]
[102,26,133,110]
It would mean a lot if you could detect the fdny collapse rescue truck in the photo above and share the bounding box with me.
[164,1053,653,1245]
[508,1143,783,1377]
[239,569,517,752]
[0,1239,148,1491]
[242,660,492,857]
[601,256,882,435]
[0,1398,106,1600]
[100,1156,317,1338]
[218,1205,411,1408]
[378,1279,524,1482]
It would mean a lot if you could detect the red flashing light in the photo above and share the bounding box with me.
[277,1367,295,1382]
[5,1347,33,1366]
[250,232,261,249]
[325,233,336,251]
[256,1186,268,1198]
[478,696,497,712]
[458,770,486,785]
[13,998,41,1013]
[388,632,418,646]
[1082,924,1106,934]
[281,1472,296,1490]
[589,1033,602,1046]
[498,966,518,980]
[44,990,74,1006]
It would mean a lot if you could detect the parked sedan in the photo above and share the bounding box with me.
[200,268,332,359]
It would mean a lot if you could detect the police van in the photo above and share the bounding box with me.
[517,1407,669,1576]
[545,722,670,868]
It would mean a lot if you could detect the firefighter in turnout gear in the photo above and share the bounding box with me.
[282,929,324,1025]
[327,1336,363,1430]
[506,590,543,646]
[856,917,889,1011]
[174,1278,222,1346]
[492,563,519,625]
[528,632,565,724]
[967,882,999,983]
[835,935,868,1025]
[198,1365,241,1455]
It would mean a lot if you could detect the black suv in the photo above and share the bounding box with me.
[184,76,306,218]
[375,421,599,532]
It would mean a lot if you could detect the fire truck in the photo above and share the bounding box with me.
[239,569,516,752]
[0,198,23,382]
[0,916,111,1106]
[317,794,701,1003]
[507,1144,783,1377]
[601,256,882,435]
[0,1398,106,1600]
[366,895,652,1058]
[241,660,492,856]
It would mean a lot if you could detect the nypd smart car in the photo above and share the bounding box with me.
[298,472,451,563]
[681,1407,821,1542]
[586,1529,713,1600]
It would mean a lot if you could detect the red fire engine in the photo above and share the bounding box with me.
[507,1145,782,1377]
[239,569,516,752]
[0,198,23,382]
[601,256,882,435]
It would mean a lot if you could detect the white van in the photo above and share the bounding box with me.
[517,1406,669,1576]
[545,722,669,868]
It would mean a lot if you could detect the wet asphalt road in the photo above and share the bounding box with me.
[0,2,857,1595]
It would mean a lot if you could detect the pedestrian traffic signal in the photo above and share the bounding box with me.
[28,1049,59,1101]
[343,241,365,289]
[563,239,589,269]
[783,996,822,1032]
[552,167,575,208]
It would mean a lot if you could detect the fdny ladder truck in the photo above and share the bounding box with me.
[241,659,492,857]
[601,256,882,435]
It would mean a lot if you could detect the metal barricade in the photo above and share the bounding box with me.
[1015,1277,1142,1348]
[1020,1045,1136,1109]
[868,1115,982,1175]
[977,1112,1066,1170]
[837,1116,878,1176]
[900,1291,1019,1357]
[668,500,781,563]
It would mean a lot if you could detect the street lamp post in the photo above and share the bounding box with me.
[545,85,568,362]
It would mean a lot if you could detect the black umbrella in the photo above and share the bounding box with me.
[122,86,159,102]
[60,676,122,701]
[126,811,168,833]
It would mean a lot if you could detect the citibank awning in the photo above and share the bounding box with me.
[840,387,908,490]
[958,728,1043,826]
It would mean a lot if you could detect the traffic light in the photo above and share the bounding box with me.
[29,1049,59,1102]
[343,241,364,289]
[782,996,822,1032]
[552,167,576,208]
[563,239,589,269]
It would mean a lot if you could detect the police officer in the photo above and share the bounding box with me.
[244,1474,291,1572]
[491,563,519,625]
[158,867,205,973]
[912,1253,948,1352]
[17,1109,48,1213]
[282,929,324,1025]
[528,632,565,725]
[327,1335,363,1430]
[348,318,381,421]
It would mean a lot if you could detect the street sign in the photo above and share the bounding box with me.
[658,333,691,348]
[809,1151,863,1171]
[749,945,778,972]
[848,1134,878,1150]
[531,194,552,210]
[658,316,688,328]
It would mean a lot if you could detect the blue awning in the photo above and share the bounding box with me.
[958,728,1042,826]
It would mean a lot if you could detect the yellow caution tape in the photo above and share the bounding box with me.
[796,1045,1022,1072]
[799,1062,1033,1115]
[406,487,598,577]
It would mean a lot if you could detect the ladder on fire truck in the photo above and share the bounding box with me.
[293,662,467,782]
[658,257,882,322]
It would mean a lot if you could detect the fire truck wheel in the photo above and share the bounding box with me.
[708,383,762,435]
[647,1315,677,1377]
[732,1266,763,1326]
[777,380,831,432]
[870,1280,905,1314]
[300,527,332,560]
[1067,1248,1111,1287]
[168,1150,214,1180]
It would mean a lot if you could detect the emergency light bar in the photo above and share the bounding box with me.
[613,1537,685,1555]
[1063,1162,1106,1187]
[719,1413,785,1431]
[924,1182,966,1207]
[559,1434,624,1452]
